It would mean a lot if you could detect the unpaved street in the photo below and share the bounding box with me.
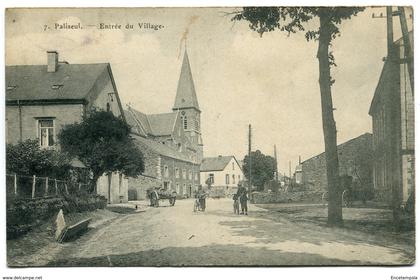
[48,198,414,266]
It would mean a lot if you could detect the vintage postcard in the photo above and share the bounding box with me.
[4,6,415,268]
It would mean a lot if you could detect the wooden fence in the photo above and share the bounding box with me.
[6,173,91,199]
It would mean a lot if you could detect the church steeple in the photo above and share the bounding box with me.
[173,49,200,112]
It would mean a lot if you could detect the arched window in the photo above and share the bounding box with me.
[183,116,188,130]
[195,118,199,131]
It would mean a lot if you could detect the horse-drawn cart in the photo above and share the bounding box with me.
[147,188,177,207]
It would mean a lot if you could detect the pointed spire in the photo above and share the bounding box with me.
[173,49,200,112]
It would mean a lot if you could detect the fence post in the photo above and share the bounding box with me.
[65,183,69,195]
[45,177,49,196]
[14,174,17,196]
[32,175,36,198]
[55,179,58,195]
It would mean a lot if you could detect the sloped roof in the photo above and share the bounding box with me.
[6,63,109,101]
[132,134,195,163]
[173,50,200,111]
[125,108,153,136]
[147,112,177,136]
[201,156,233,172]
[369,31,413,115]
[301,133,373,164]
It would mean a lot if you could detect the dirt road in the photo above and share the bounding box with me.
[48,198,414,266]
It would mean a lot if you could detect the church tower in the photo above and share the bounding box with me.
[173,49,203,163]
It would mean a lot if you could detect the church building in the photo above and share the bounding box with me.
[127,50,204,200]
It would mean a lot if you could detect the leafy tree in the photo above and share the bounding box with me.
[232,7,364,226]
[58,110,145,191]
[243,150,276,191]
[6,139,72,179]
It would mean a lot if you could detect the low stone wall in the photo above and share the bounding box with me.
[251,191,324,204]
[7,193,107,240]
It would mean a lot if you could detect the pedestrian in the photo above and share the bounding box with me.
[197,185,207,211]
[239,188,248,215]
[233,193,240,214]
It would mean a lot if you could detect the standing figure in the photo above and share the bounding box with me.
[196,185,207,212]
[233,193,240,214]
[239,190,248,215]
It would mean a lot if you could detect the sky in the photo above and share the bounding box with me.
[5,7,413,175]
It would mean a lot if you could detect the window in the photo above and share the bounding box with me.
[232,174,235,184]
[176,184,180,194]
[232,162,235,170]
[194,118,200,131]
[183,116,188,130]
[209,174,214,184]
[175,168,180,178]
[183,184,187,195]
[182,169,186,179]
[38,119,55,148]
[195,172,198,181]
[189,170,192,180]
[51,84,63,90]
[226,174,230,185]
[164,165,169,177]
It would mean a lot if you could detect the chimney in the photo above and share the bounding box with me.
[47,51,58,72]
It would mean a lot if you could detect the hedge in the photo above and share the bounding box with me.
[7,193,107,239]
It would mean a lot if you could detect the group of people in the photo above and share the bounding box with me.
[194,185,208,211]
[193,183,249,215]
[233,184,249,215]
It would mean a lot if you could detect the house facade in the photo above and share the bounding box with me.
[126,50,202,200]
[300,133,373,192]
[200,156,244,196]
[6,51,128,203]
[369,33,415,206]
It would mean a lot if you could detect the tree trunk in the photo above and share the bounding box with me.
[317,14,342,226]
[92,173,100,194]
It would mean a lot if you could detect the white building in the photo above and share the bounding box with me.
[200,156,244,195]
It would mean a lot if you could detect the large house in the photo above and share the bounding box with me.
[200,155,244,195]
[368,33,414,206]
[298,133,373,192]
[126,50,203,200]
[6,51,128,203]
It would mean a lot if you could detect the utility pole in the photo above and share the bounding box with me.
[248,124,252,192]
[398,7,414,95]
[386,6,394,58]
[274,145,279,182]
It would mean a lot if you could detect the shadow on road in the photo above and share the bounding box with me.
[203,205,414,265]
[46,243,367,267]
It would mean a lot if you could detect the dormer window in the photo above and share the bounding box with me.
[51,84,63,90]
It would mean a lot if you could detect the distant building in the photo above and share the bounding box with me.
[6,51,128,203]
[295,165,303,184]
[368,33,414,205]
[126,49,203,200]
[294,156,303,184]
[200,155,244,195]
[300,133,373,192]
